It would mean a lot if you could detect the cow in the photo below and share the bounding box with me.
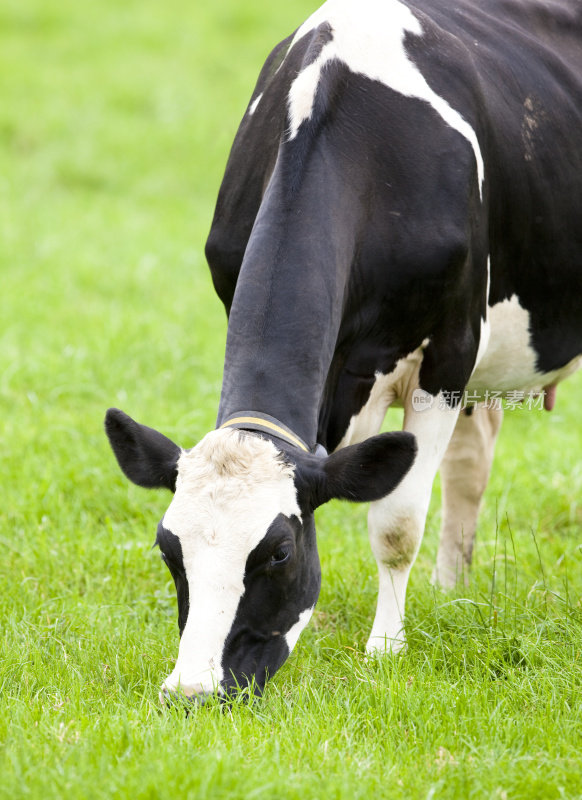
[105,0,582,702]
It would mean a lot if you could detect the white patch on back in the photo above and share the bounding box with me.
[286,0,484,192]
[285,607,315,654]
[161,429,301,697]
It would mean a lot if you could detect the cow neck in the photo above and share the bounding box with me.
[216,277,344,450]
[216,246,351,449]
[215,146,359,448]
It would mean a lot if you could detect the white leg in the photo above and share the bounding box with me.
[366,392,461,654]
[432,404,503,588]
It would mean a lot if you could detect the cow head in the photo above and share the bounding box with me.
[104,408,416,702]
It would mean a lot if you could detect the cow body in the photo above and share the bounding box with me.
[106,0,582,700]
[209,0,582,446]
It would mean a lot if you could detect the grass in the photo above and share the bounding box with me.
[1,0,581,797]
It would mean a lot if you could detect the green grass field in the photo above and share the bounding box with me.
[2,1,582,797]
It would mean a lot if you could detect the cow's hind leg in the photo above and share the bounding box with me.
[432,403,503,588]
[366,391,461,654]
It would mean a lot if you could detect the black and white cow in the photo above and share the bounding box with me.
[106,0,582,701]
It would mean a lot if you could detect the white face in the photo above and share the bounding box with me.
[106,407,416,702]
[159,429,303,698]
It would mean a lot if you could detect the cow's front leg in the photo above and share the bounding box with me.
[366,391,461,654]
[432,403,503,588]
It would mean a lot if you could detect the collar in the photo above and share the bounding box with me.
[218,411,312,453]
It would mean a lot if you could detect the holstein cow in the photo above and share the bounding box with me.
[105,0,582,701]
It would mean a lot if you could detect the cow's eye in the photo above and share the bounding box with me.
[270,545,291,566]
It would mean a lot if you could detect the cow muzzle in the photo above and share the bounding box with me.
[159,683,224,708]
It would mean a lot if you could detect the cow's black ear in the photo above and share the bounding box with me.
[104,408,181,492]
[298,431,417,510]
